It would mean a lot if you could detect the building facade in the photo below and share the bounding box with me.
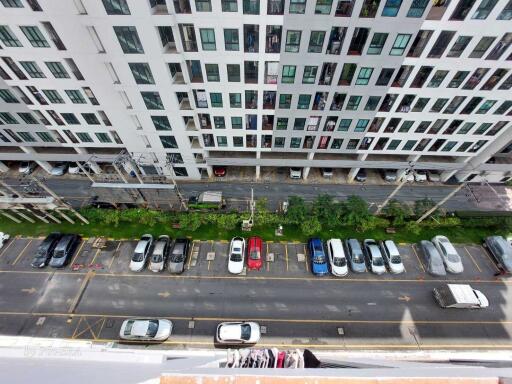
[0,0,511,182]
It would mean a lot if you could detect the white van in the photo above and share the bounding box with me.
[289,168,302,179]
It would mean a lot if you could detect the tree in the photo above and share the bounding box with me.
[300,216,321,236]
[286,196,308,225]
[340,195,373,231]
[382,199,412,226]
[312,194,341,228]
[414,198,440,219]
[255,197,268,212]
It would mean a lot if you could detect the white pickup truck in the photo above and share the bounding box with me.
[433,284,489,309]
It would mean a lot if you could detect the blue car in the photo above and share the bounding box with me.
[308,238,329,276]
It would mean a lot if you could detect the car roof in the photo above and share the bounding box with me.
[153,240,167,255]
[328,239,345,257]
[55,234,75,250]
[129,320,150,337]
[384,240,399,255]
[219,323,242,340]
[368,244,382,258]
[135,240,149,252]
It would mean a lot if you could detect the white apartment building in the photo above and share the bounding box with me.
[0,0,510,182]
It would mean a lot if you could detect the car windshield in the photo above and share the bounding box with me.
[333,257,346,267]
[313,255,325,263]
[123,320,135,336]
[353,254,363,264]
[240,324,251,341]
[171,251,184,262]
[250,250,260,260]
[132,252,144,262]
[53,250,65,258]
[391,255,402,264]
[446,253,460,263]
[230,253,242,262]
[146,320,159,337]
[152,254,162,263]
[373,257,384,266]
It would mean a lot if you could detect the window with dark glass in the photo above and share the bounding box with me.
[360,0,381,17]
[447,35,472,57]
[427,70,449,87]
[267,0,284,14]
[410,66,433,88]
[222,0,237,11]
[347,28,369,55]
[407,30,432,57]
[335,0,354,16]
[375,68,394,86]
[289,0,306,13]
[367,33,388,54]
[265,26,282,53]
[448,71,469,87]
[308,31,325,53]
[129,63,154,84]
[205,64,220,81]
[152,116,172,130]
[462,68,489,90]
[472,0,498,19]
[20,26,49,47]
[114,26,144,53]
[497,0,512,19]
[338,63,356,85]
[481,68,509,90]
[315,0,333,14]
[102,0,130,15]
[382,0,402,16]
[326,27,346,54]
[427,30,455,58]
[486,33,512,60]
[141,91,164,110]
[407,0,428,17]
[243,0,259,14]
[225,29,241,51]
[229,93,241,108]
[469,36,496,58]
[227,64,240,82]
[279,94,291,109]
[450,0,477,20]
[244,24,259,52]
[19,61,45,78]
[0,26,22,47]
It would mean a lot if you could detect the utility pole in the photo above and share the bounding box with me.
[165,155,188,211]
[375,164,414,215]
[416,182,466,224]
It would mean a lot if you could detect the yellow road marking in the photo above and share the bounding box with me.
[90,249,101,265]
[0,238,16,259]
[108,242,122,270]
[266,242,269,272]
[97,317,106,339]
[74,316,104,339]
[464,247,482,273]
[71,316,84,339]
[187,241,196,270]
[68,270,95,313]
[411,244,426,273]
[479,245,500,273]
[303,244,309,273]
[12,239,32,265]
[285,243,288,271]
[70,240,87,266]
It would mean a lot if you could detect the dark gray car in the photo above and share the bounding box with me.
[420,240,446,276]
[485,236,512,273]
[31,232,62,268]
[168,238,190,274]
[49,234,80,268]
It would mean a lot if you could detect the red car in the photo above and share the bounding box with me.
[213,166,226,177]
[247,236,263,270]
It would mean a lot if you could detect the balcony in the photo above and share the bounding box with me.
[359,0,380,18]
[262,135,272,148]
[335,0,355,16]
[172,71,185,84]
[312,92,327,111]
[189,136,202,149]
[267,0,284,14]
[263,91,276,109]
[326,27,345,54]
[244,25,259,53]
[262,115,274,130]
[186,119,197,131]
[265,26,282,54]
[179,97,191,110]
[319,63,336,85]
[174,0,192,13]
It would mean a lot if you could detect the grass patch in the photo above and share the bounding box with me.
[0,215,503,244]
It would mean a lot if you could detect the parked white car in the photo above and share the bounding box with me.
[216,321,260,344]
[380,240,405,274]
[414,170,428,182]
[432,235,463,274]
[326,238,348,277]
[0,232,10,249]
[228,237,245,274]
[19,161,36,175]
[119,318,173,341]
[129,234,153,272]
[363,239,386,275]
[149,235,170,272]
[50,162,68,176]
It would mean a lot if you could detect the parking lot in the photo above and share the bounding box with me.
[0,235,510,350]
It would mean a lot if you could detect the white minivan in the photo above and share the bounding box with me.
[289,168,302,179]
[326,238,348,277]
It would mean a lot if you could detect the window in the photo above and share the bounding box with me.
[430,98,449,112]
[382,0,402,16]
[36,132,55,143]
[497,0,512,19]
[279,94,291,109]
[346,96,361,110]
[376,68,394,86]
[494,100,512,115]
[472,0,498,19]
[227,64,240,82]
[428,31,456,58]
[336,0,355,16]
[243,0,259,14]
[444,96,466,114]
[308,31,325,53]
[0,26,22,47]
[141,91,164,110]
[354,119,369,132]
[222,0,238,11]
[427,70,448,87]
[244,60,258,83]
[160,135,178,148]
[268,0,284,14]
[482,68,509,90]
[128,63,154,84]
[289,0,306,13]
[282,65,296,84]
[17,132,35,142]
[45,62,69,78]
[348,28,369,55]
[461,97,483,114]
[0,0,22,7]
[469,36,496,58]
[302,66,318,84]
[113,26,144,53]
[231,117,242,129]
[42,89,63,103]
[227,93,240,108]
[407,0,428,17]
[338,63,356,85]
[20,26,49,47]
[293,118,305,130]
[102,0,130,14]
[266,26,282,53]
[276,118,288,130]
[448,71,469,88]
[355,67,373,85]
[0,112,17,124]
[360,0,381,17]
[65,89,86,104]
[210,93,222,107]
[285,31,301,53]
[199,28,216,50]
[364,96,381,111]
[195,0,212,11]
[224,29,239,51]
[290,137,302,148]
[398,120,414,132]
[476,100,496,114]
[216,136,227,147]
[200,64,218,82]
[326,26,346,54]
[410,66,433,88]
[61,113,79,125]
[347,139,359,150]
[407,30,432,57]
[152,116,172,130]
[297,94,311,109]
[82,113,100,125]
[367,33,388,54]
[463,68,489,90]
[486,33,512,60]
[315,0,333,14]
[19,61,45,78]
[447,35,472,57]
[390,34,411,55]
[450,0,477,20]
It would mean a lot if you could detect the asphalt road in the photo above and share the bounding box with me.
[3,175,512,212]
[0,236,511,350]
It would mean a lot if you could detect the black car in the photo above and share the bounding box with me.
[49,234,80,268]
[168,238,190,274]
[31,232,62,268]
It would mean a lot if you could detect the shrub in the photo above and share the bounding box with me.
[341,195,374,231]
[216,214,239,230]
[286,196,308,225]
[300,216,321,236]
[179,212,203,231]
[405,220,421,235]
[382,199,412,226]
[312,194,342,228]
